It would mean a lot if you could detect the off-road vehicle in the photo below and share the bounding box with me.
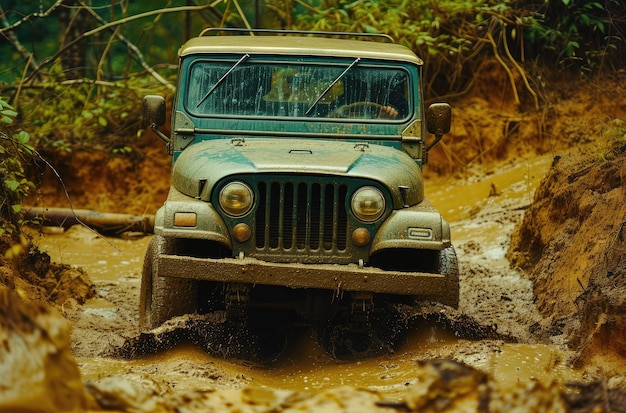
[141,28,457,355]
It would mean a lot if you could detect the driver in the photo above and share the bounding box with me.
[336,72,408,119]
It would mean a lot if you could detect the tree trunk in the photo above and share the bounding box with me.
[58,1,92,79]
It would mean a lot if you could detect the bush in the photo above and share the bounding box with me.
[0,97,35,237]
[519,0,626,73]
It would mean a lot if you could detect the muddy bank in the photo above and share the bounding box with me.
[0,236,97,411]
[0,286,88,412]
[508,130,626,377]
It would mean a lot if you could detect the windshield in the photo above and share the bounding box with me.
[185,57,411,121]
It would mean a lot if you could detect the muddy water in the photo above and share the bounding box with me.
[36,153,580,397]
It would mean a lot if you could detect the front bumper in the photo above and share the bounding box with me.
[157,254,456,299]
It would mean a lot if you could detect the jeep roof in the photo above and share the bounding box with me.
[178,34,424,66]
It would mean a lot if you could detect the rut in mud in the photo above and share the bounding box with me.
[115,301,511,363]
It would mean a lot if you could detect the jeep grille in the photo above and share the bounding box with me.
[255,181,348,253]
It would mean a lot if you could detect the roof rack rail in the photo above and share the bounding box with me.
[198,27,394,43]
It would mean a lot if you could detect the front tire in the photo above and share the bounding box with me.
[139,236,197,332]
[435,245,459,308]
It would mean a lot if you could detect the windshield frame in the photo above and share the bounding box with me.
[182,55,414,124]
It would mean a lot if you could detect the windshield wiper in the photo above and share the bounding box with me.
[305,57,360,116]
[195,54,250,108]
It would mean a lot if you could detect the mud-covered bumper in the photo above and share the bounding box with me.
[157,254,457,299]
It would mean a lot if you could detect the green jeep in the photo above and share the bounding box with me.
[141,29,457,350]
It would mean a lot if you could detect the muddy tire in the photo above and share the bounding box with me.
[139,236,197,332]
[436,246,460,308]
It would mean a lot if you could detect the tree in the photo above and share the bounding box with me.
[58,0,93,79]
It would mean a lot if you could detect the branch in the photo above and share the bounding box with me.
[24,3,223,83]
[294,0,320,14]
[76,1,172,90]
[231,0,253,31]
[0,5,40,74]
[486,31,520,106]
[0,132,118,249]
[0,0,64,33]
[501,27,540,110]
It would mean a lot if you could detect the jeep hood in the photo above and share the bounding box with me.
[172,138,424,207]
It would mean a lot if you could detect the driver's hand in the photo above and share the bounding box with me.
[379,105,399,119]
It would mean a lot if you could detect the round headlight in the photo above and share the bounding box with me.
[219,182,253,216]
[351,186,385,222]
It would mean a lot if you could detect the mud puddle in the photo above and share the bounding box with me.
[33,152,580,398]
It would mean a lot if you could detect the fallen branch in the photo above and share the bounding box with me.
[25,206,155,236]
[0,133,120,248]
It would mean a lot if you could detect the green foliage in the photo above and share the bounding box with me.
[521,0,625,73]
[292,0,520,98]
[112,145,133,155]
[0,1,197,83]
[17,71,167,153]
[1,0,623,159]
[290,0,624,98]
[0,98,35,237]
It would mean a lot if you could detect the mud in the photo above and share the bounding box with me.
[509,132,626,377]
[26,150,615,412]
[0,286,87,412]
[3,74,626,411]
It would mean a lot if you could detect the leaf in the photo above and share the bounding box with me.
[12,204,22,213]
[4,179,20,191]
[0,108,18,118]
[98,116,108,127]
[16,131,30,144]
[580,14,590,26]
[360,23,378,34]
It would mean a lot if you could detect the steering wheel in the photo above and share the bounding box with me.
[329,102,394,119]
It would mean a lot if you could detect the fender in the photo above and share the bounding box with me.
[371,198,450,253]
[154,186,232,248]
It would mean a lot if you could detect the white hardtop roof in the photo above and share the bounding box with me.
[179,35,423,65]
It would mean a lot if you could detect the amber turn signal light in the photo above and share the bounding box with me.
[233,223,252,242]
[352,228,371,246]
[174,212,197,227]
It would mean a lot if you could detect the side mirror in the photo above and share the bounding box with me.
[143,95,170,144]
[143,95,166,128]
[426,102,451,137]
[425,102,451,152]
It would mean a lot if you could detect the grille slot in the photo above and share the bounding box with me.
[256,180,348,252]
